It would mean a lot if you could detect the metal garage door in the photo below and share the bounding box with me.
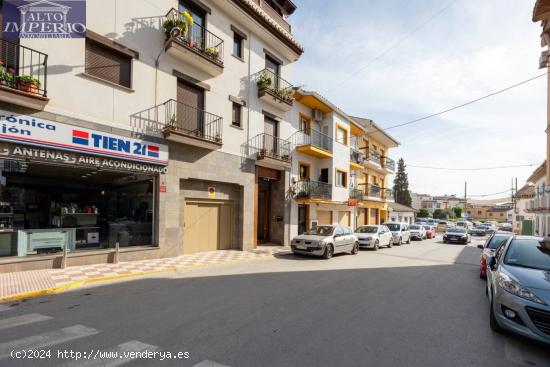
[184,200,233,253]
[317,210,332,225]
[356,209,366,227]
[339,211,350,226]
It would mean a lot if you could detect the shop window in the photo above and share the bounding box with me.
[0,160,156,258]
[85,38,132,88]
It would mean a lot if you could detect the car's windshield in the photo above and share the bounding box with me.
[447,227,466,233]
[474,226,485,230]
[423,225,431,230]
[456,222,465,227]
[356,226,378,234]
[487,234,511,250]
[386,223,401,231]
[306,226,334,236]
[410,225,421,230]
[504,239,550,270]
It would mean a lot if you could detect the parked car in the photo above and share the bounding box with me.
[481,223,497,235]
[291,225,359,259]
[355,225,393,250]
[385,222,411,245]
[427,219,438,226]
[497,222,513,233]
[456,221,473,233]
[443,227,471,244]
[471,226,488,236]
[423,225,435,239]
[409,224,427,241]
[477,232,513,279]
[436,221,450,233]
[485,236,550,345]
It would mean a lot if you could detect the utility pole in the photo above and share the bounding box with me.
[464,181,467,218]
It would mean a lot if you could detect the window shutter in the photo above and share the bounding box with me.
[85,39,131,88]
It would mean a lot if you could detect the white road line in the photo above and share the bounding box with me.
[60,340,159,367]
[0,325,98,359]
[193,360,231,367]
[0,313,52,330]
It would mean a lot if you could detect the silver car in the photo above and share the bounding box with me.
[355,225,393,250]
[291,225,359,259]
[486,236,550,345]
[409,224,427,241]
[384,222,411,245]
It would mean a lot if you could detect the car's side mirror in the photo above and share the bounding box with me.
[477,244,483,250]
[488,256,497,271]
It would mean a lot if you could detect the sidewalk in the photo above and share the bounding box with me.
[0,246,289,302]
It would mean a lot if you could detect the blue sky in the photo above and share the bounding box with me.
[289,0,546,199]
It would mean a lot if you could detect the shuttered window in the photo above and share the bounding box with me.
[85,39,132,88]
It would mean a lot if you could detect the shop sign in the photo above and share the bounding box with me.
[0,142,168,174]
[347,199,358,207]
[159,182,167,193]
[2,0,87,39]
[0,110,168,165]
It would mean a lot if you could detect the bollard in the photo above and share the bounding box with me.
[114,241,120,264]
[62,244,67,269]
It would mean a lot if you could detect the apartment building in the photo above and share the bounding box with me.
[0,0,303,272]
[420,195,464,214]
[512,184,535,234]
[525,161,549,235]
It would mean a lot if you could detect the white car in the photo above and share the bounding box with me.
[409,224,427,240]
[355,225,393,250]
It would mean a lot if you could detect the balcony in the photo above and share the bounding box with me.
[251,0,292,32]
[134,99,223,150]
[350,148,366,170]
[164,8,224,76]
[383,188,394,201]
[382,156,396,172]
[294,180,332,201]
[290,129,333,159]
[246,133,291,170]
[0,38,48,110]
[349,188,363,200]
[256,68,294,111]
[364,149,384,171]
[364,184,382,200]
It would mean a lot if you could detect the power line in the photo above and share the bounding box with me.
[467,189,511,198]
[366,72,548,135]
[407,163,540,171]
[328,0,459,94]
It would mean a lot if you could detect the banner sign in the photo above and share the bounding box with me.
[2,0,87,39]
[0,110,169,165]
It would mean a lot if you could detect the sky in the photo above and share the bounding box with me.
[289,0,546,199]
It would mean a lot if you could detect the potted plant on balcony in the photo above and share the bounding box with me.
[205,47,219,60]
[17,75,40,94]
[162,11,190,40]
[0,62,14,87]
[256,70,272,91]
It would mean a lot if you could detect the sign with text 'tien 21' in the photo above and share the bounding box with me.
[2,0,86,39]
[0,110,168,165]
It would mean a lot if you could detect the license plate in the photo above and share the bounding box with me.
[297,245,307,250]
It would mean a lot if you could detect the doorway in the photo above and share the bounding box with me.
[264,115,278,155]
[298,205,308,235]
[177,79,205,136]
[257,179,271,244]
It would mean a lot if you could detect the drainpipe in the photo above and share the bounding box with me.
[246,34,252,152]
[155,29,180,107]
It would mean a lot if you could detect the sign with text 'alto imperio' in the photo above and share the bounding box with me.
[2,0,86,39]
[0,110,168,165]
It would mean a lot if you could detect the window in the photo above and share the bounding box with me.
[231,102,241,127]
[299,163,309,180]
[336,170,347,187]
[478,210,482,215]
[233,32,244,58]
[299,114,310,132]
[85,38,132,88]
[336,126,348,145]
[319,168,329,183]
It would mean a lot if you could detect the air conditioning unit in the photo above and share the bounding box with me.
[313,109,323,122]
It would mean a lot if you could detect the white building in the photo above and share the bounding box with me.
[513,184,535,234]
[527,162,548,236]
[388,202,415,224]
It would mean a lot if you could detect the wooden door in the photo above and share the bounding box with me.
[264,116,278,154]
[257,179,271,243]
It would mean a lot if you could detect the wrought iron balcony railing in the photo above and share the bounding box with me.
[350,148,366,166]
[383,188,394,200]
[349,187,363,200]
[289,129,333,153]
[366,184,382,198]
[0,38,48,96]
[165,8,224,65]
[367,149,381,164]
[247,133,291,162]
[294,180,332,200]
[133,99,223,144]
[256,68,294,104]
[383,156,396,171]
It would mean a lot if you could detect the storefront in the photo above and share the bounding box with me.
[0,110,168,270]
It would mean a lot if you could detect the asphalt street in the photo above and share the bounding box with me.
[0,236,549,367]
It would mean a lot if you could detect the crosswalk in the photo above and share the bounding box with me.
[0,308,161,366]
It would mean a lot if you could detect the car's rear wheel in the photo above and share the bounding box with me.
[351,242,359,255]
[406,236,411,244]
[489,295,503,333]
[397,238,402,246]
[323,244,334,259]
[388,239,393,248]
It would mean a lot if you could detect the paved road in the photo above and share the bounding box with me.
[0,236,549,367]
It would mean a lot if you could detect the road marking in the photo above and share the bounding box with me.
[193,360,231,367]
[0,325,98,359]
[60,340,159,367]
[0,313,52,330]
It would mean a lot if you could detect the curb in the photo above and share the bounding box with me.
[0,251,284,303]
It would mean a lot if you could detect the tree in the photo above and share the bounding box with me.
[432,209,452,220]
[392,158,412,207]
[417,208,430,218]
[453,206,462,219]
